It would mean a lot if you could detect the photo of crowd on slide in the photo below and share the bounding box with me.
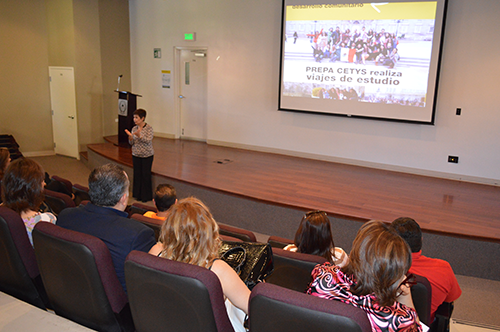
[283,18,435,107]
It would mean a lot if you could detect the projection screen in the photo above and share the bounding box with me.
[279,0,448,124]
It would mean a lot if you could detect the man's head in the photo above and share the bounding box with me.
[88,163,129,209]
[153,184,177,212]
[391,217,422,253]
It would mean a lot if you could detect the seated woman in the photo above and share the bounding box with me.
[149,197,250,332]
[1,158,57,245]
[284,210,349,267]
[0,147,11,203]
[308,220,421,332]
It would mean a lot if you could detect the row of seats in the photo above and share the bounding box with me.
[0,207,372,331]
[43,175,91,216]
[98,201,441,328]
[1,175,450,331]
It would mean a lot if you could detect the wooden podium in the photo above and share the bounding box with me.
[116,90,142,147]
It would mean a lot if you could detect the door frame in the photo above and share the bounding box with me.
[174,46,208,140]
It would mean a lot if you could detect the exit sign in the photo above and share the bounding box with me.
[184,32,196,41]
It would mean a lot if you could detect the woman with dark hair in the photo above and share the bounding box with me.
[125,108,154,202]
[284,210,349,267]
[1,158,57,245]
[149,197,250,332]
[0,147,10,179]
[308,220,421,332]
[0,147,10,203]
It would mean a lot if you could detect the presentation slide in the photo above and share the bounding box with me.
[279,0,447,123]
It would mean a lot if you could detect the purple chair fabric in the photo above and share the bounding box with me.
[32,221,133,332]
[218,223,257,242]
[249,282,372,332]
[125,250,234,332]
[265,247,327,293]
[267,235,293,249]
[130,213,163,241]
[43,188,76,215]
[0,206,48,309]
[411,274,433,326]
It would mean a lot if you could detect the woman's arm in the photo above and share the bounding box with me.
[211,259,250,314]
[148,242,163,256]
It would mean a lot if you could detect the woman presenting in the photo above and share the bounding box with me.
[125,109,154,202]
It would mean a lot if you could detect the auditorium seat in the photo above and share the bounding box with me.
[125,250,234,332]
[72,183,91,206]
[43,189,76,216]
[0,207,50,310]
[433,301,454,332]
[265,247,327,293]
[249,282,371,332]
[130,213,163,241]
[128,202,157,217]
[267,235,293,248]
[218,223,257,242]
[32,222,134,332]
[411,274,433,327]
[50,175,73,194]
[411,274,453,332]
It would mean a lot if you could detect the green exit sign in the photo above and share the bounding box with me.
[184,32,196,41]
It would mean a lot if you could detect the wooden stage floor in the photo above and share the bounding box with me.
[88,136,500,243]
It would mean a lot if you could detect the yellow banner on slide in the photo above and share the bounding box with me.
[286,2,437,21]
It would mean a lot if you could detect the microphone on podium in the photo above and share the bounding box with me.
[116,75,123,92]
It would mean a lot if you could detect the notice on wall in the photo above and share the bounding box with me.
[162,70,171,88]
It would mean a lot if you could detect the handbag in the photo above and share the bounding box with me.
[219,241,274,290]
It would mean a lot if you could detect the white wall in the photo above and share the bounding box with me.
[129,0,500,185]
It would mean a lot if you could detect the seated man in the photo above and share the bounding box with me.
[391,217,461,321]
[143,184,177,220]
[57,163,155,293]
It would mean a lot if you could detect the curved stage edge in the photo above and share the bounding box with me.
[87,137,500,281]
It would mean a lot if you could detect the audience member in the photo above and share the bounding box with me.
[308,220,422,332]
[143,184,177,220]
[0,147,11,203]
[391,217,462,321]
[284,210,349,267]
[57,163,155,293]
[1,158,56,245]
[149,197,250,332]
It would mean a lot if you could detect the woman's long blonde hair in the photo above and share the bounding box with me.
[158,197,220,268]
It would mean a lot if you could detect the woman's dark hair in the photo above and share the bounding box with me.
[343,220,412,306]
[134,108,147,119]
[0,147,10,180]
[294,211,336,263]
[1,158,45,213]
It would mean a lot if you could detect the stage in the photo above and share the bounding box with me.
[88,136,500,242]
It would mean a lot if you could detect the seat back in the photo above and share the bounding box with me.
[32,222,132,332]
[249,283,371,332]
[265,247,327,292]
[411,274,433,327]
[125,250,234,332]
[218,223,257,242]
[128,202,157,217]
[0,207,48,309]
[43,189,76,216]
[267,235,293,249]
[72,183,91,206]
[50,175,73,193]
[130,213,163,241]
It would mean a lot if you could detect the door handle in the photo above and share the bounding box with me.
[68,116,75,119]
